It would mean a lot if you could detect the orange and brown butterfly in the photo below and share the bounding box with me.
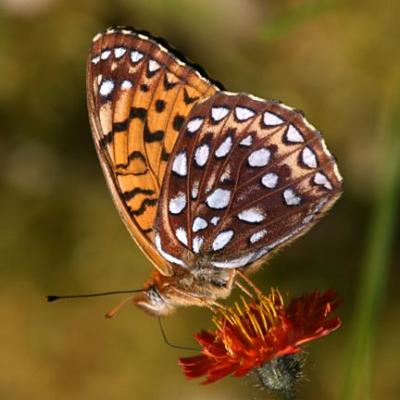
[87,26,343,316]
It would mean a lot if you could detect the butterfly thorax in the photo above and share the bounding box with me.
[133,266,236,316]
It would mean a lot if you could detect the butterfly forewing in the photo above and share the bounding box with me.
[87,27,220,274]
[155,92,343,269]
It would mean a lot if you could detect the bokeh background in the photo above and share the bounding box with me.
[1,0,399,399]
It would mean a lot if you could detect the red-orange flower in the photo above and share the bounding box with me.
[179,289,341,385]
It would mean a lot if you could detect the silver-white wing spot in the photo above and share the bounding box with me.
[211,107,230,122]
[283,188,301,206]
[175,227,188,246]
[263,111,284,126]
[206,188,231,209]
[285,124,304,143]
[211,216,220,226]
[192,217,208,233]
[192,236,204,253]
[187,118,204,134]
[250,229,268,244]
[191,180,199,199]
[240,135,253,147]
[101,50,111,60]
[194,144,210,167]
[169,192,186,214]
[121,80,133,90]
[314,172,333,190]
[149,59,161,72]
[235,107,255,121]
[248,148,271,167]
[238,207,265,223]
[130,50,144,63]
[215,136,233,158]
[155,234,185,266]
[301,147,318,168]
[114,47,126,58]
[211,253,254,269]
[212,230,234,251]
[172,151,187,177]
[99,79,114,97]
[235,106,255,121]
[91,55,100,64]
[261,172,278,189]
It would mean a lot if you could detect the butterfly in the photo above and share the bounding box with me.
[87,26,343,315]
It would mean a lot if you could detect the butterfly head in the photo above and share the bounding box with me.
[133,284,176,316]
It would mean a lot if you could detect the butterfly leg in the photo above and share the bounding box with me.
[202,298,237,314]
[209,300,228,310]
[234,280,255,299]
[196,297,226,313]
[169,285,226,312]
[236,270,263,298]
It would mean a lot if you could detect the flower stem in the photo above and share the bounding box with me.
[342,71,400,399]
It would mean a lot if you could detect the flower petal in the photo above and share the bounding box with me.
[179,290,341,384]
[179,355,214,378]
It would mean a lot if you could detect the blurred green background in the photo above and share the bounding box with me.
[1,0,399,399]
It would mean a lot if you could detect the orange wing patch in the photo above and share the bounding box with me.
[87,27,220,275]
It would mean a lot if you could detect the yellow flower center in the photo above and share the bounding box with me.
[213,289,284,344]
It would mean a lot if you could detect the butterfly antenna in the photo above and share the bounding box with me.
[46,289,146,302]
[158,317,199,352]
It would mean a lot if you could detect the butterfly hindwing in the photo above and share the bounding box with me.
[87,27,220,274]
[155,92,343,270]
